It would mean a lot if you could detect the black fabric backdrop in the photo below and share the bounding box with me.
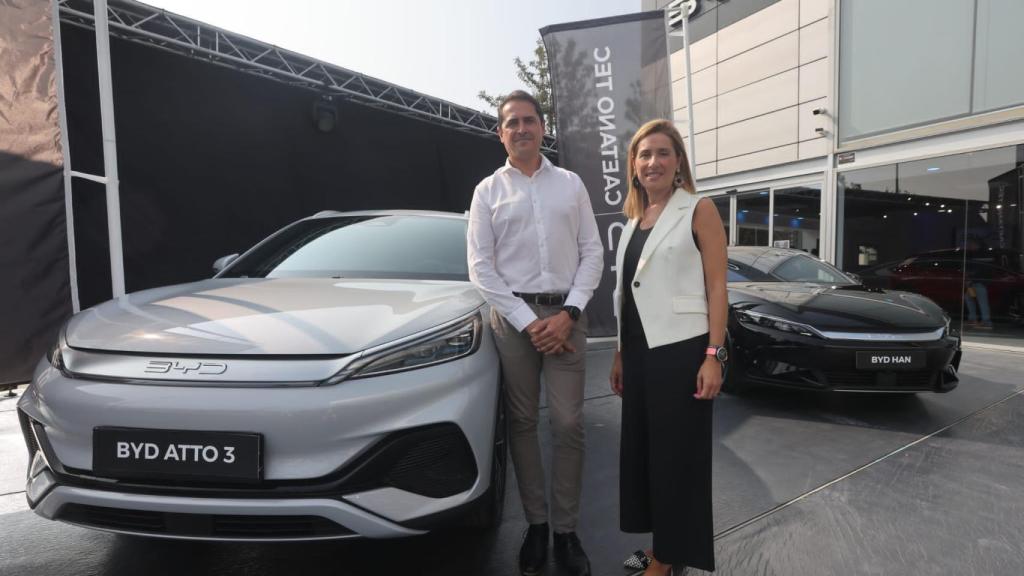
[0,1,72,386]
[60,23,509,310]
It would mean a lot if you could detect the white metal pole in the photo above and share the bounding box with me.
[681,3,696,177]
[52,0,81,312]
[664,8,674,112]
[93,0,126,297]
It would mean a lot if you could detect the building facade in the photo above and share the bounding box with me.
[644,0,1024,348]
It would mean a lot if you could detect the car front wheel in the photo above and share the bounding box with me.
[464,392,507,528]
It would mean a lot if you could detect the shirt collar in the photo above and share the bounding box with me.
[498,154,552,177]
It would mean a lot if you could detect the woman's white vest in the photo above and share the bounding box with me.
[614,189,708,349]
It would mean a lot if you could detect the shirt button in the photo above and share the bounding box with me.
[633,281,640,288]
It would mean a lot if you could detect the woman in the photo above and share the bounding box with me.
[609,119,728,575]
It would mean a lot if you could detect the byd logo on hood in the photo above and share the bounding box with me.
[145,360,228,375]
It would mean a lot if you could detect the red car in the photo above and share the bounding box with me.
[857,249,1024,325]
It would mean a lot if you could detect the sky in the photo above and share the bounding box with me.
[153,0,641,113]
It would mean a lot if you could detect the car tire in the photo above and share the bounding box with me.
[464,393,507,528]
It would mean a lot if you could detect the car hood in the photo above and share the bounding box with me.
[728,282,947,331]
[65,278,485,355]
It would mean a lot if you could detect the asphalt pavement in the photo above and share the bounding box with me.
[2,344,1023,575]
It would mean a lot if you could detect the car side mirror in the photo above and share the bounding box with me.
[846,272,861,284]
[212,253,239,275]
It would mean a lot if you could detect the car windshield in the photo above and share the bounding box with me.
[221,214,470,281]
[728,252,855,284]
[772,255,854,283]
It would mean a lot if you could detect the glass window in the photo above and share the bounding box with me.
[838,145,1024,345]
[772,185,821,256]
[711,195,730,243]
[736,190,770,246]
[836,164,897,272]
[772,255,852,284]
[973,0,1024,114]
[726,266,748,283]
[839,0,974,141]
[223,215,470,281]
[725,260,772,283]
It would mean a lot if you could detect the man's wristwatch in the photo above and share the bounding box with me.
[562,305,581,322]
[706,345,728,363]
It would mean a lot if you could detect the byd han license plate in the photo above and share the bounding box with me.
[93,427,263,482]
[855,350,926,371]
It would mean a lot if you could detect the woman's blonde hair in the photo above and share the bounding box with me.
[623,119,695,220]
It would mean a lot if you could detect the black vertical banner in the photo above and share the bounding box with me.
[541,11,672,337]
[0,0,72,384]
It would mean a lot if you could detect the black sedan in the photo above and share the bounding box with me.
[725,247,961,394]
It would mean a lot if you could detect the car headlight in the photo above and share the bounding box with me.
[46,327,69,374]
[324,313,482,384]
[735,309,823,338]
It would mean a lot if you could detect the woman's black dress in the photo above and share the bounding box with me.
[619,225,715,572]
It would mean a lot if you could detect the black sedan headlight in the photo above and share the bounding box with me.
[735,309,824,338]
[325,313,482,384]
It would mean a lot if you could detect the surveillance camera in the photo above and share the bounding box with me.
[812,108,826,115]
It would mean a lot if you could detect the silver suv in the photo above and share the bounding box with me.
[18,211,506,540]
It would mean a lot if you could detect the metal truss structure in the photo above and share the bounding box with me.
[57,0,557,153]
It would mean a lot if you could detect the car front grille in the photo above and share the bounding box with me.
[55,423,478,502]
[345,423,479,498]
[17,408,40,458]
[823,370,935,390]
[57,504,355,539]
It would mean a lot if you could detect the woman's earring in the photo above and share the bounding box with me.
[673,170,685,188]
[632,175,641,188]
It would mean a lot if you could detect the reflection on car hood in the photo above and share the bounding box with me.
[728,282,946,331]
[66,278,485,355]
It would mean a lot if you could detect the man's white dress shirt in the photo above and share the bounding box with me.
[467,155,604,332]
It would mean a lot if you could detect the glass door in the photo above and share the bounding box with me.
[772,185,823,256]
[735,189,770,246]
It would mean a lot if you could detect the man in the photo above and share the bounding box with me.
[467,90,603,576]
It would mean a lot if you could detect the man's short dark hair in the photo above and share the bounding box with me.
[497,90,545,128]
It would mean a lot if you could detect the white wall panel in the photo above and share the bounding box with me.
[719,107,798,159]
[798,57,828,103]
[799,18,829,65]
[677,98,718,134]
[718,69,798,127]
[694,98,718,134]
[718,144,799,174]
[800,0,829,27]
[695,129,717,162]
[718,31,799,94]
[692,65,719,103]
[671,77,686,112]
[718,0,799,61]
[696,163,718,179]
[798,97,829,141]
[672,33,717,79]
[683,130,718,164]
[798,138,829,159]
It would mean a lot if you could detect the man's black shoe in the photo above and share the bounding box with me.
[553,531,591,576]
[519,522,549,576]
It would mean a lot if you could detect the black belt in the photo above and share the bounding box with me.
[513,292,568,306]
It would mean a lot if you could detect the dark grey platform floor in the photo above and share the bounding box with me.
[1,345,1022,576]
